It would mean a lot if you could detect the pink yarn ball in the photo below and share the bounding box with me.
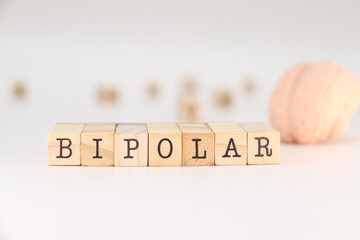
[269,62,360,144]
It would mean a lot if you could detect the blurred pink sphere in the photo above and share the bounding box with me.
[269,62,360,144]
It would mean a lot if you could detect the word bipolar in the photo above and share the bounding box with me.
[48,122,280,166]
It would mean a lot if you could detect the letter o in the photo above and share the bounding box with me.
[158,138,173,159]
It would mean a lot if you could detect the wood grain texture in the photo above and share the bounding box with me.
[115,124,148,167]
[179,95,202,122]
[147,123,182,166]
[177,123,214,166]
[48,123,85,166]
[241,123,280,165]
[81,123,116,166]
[207,122,247,166]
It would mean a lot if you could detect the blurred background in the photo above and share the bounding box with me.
[0,0,359,158]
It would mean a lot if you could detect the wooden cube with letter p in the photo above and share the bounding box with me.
[241,123,280,165]
[81,123,116,166]
[177,123,214,166]
[48,123,85,166]
[115,123,148,167]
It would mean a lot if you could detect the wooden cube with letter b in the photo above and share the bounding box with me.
[115,123,148,167]
[177,123,214,166]
[147,123,182,166]
[48,123,85,166]
[81,123,116,166]
[207,122,247,165]
[241,123,280,165]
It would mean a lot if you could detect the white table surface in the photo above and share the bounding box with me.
[0,136,359,240]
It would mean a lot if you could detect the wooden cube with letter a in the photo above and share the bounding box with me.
[48,123,85,166]
[177,123,214,166]
[147,123,182,167]
[81,123,116,166]
[115,123,148,167]
[241,123,280,165]
[207,122,247,166]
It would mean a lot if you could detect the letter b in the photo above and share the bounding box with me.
[56,138,72,158]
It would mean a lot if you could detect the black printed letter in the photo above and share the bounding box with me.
[222,138,241,158]
[255,137,272,157]
[124,139,139,159]
[56,138,72,158]
[93,138,103,159]
[192,139,206,159]
[158,138,173,159]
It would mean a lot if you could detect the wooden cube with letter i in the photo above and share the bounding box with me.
[81,123,116,166]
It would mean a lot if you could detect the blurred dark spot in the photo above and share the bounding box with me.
[97,85,119,105]
[12,81,27,101]
[214,89,233,108]
[146,80,161,99]
[242,77,258,95]
[182,76,199,94]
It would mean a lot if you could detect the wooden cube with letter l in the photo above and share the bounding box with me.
[115,123,148,167]
[177,123,215,166]
[147,123,182,167]
[207,122,247,166]
[241,123,280,165]
[81,123,116,166]
[48,123,85,166]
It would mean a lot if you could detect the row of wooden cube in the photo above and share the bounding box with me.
[48,122,280,166]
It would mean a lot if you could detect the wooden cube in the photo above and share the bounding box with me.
[241,123,280,165]
[147,123,182,166]
[179,95,202,122]
[81,123,116,166]
[207,122,247,166]
[177,123,214,166]
[115,123,148,167]
[48,123,85,166]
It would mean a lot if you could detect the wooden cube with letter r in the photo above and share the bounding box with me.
[241,123,280,165]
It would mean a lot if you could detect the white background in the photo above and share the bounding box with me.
[0,0,359,239]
